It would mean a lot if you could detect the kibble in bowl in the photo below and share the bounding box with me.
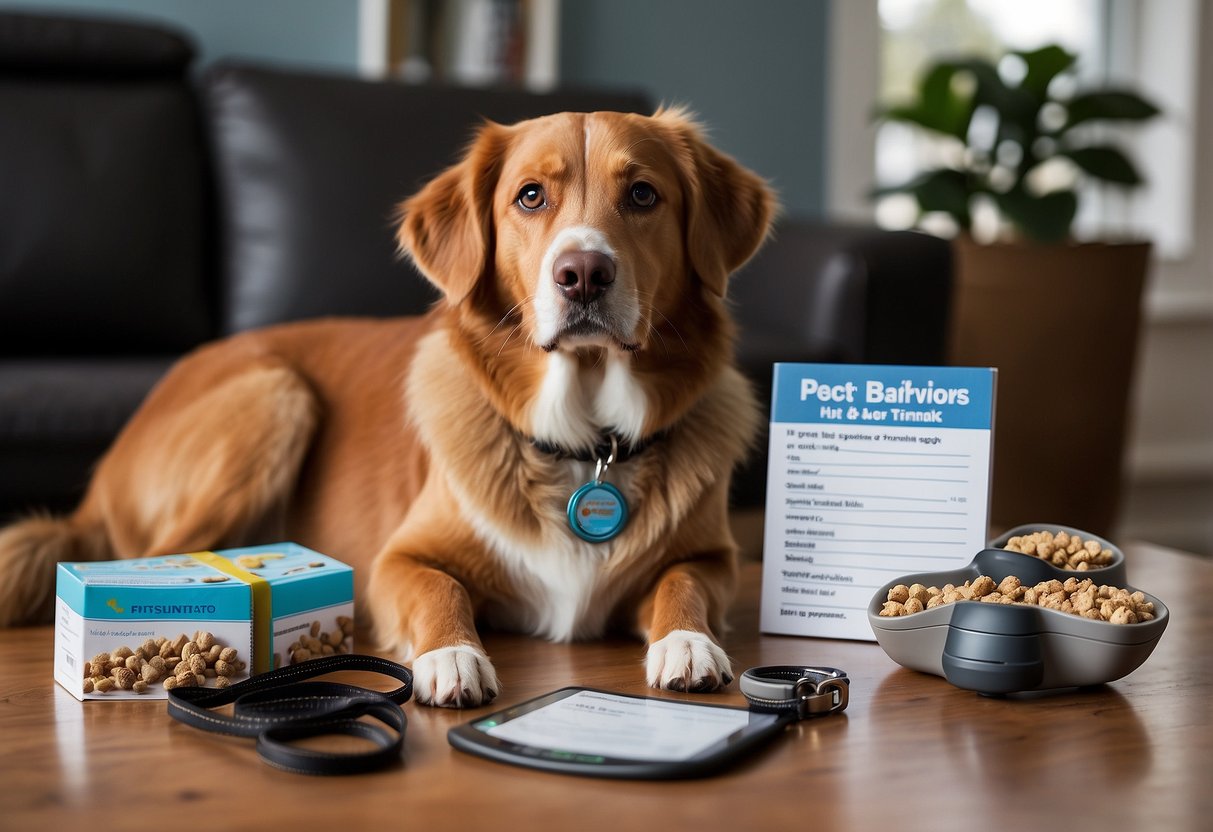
[868,547,1167,694]
[989,523,1125,580]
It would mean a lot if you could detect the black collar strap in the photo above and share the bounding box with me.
[167,654,413,775]
[528,429,667,464]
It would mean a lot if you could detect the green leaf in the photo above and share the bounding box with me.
[1015,45,1076,99]
[956,59,1039,144]
[875,63,977,139]
[873,168,972,228]
[1059,145,1142,185]
[993,187,1078,243]
[1062,91,1161,131]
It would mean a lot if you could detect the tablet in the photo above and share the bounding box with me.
[447,686,791,779]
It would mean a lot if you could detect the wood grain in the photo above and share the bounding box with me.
[1,542,1208,831]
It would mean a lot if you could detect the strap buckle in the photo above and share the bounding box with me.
[793,670,849,718]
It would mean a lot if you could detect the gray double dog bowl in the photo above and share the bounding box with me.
[868,524,1169,694]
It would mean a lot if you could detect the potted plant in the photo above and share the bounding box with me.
[873,45,1160,535]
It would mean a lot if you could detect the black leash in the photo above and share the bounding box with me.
[166,654,413,776]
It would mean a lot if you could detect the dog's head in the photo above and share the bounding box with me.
[397,109,775,357]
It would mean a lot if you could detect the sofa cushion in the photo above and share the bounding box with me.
[204,64,650,333]
[0,11,213,356]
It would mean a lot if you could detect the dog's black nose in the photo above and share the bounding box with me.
[553,250,615,303]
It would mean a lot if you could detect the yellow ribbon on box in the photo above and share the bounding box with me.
[187,551,272,674]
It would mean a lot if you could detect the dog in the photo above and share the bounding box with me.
[0,108,775,706]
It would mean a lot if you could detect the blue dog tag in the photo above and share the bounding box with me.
[567,481,628,542]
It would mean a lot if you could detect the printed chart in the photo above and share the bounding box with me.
[760,364,997,640]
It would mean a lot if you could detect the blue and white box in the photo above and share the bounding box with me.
[54,542,354,700]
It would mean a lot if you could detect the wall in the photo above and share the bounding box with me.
[1117,3,1213,557]
[558,0,829,220]
[5,0,361,72]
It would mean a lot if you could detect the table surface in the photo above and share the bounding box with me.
[1,541,1209,831]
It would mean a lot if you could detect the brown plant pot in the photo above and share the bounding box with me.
[948,236,1151,536]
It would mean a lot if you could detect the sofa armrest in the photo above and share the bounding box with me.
[728,221,953,507]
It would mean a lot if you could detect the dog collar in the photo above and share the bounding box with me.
[739,666,850,719]
[528,429,666,464]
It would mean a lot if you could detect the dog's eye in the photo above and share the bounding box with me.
[516,183,546,211]
[628,182,658,208]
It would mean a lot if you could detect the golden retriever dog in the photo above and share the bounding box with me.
[0,108,775,706]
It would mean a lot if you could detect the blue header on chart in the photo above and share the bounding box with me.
[770,364,996,430]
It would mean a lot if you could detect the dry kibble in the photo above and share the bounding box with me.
[93,677,115,693]
[970,576,996,598]
[83,678,94,694]
[214,660,233,677]
[219,647,238,663]
[112,667,136,690]
[188,654,206,675]
[880,573,1155,624]
[214,675,231,689]
[132,681,149,694]
[196,631,216,651]
[1002,529,1115,570]
[162,676,179,691]
[997,576,1022,597]
[310,620,322,638]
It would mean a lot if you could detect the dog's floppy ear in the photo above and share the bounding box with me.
[396,122,510,305]
[657,108,777,296]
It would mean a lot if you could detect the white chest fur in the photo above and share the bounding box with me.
[529,350,648,450]
[472,458,634,641]
[472,350,648,641]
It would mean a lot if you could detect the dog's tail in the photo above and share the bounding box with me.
[0,512,111,626]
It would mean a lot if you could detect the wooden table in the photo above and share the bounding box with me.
[2,541,1209,831]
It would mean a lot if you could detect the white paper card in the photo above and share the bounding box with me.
[760,364,997,641]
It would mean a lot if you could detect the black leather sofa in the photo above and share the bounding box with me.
[0,10,951,518]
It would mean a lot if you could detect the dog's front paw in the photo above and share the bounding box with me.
[645,629,733,693]
[411,645,500,708]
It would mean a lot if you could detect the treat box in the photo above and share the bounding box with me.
[867,547,1167,695]
[54,543,354,700]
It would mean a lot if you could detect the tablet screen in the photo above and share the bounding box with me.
[476,689,766,761]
